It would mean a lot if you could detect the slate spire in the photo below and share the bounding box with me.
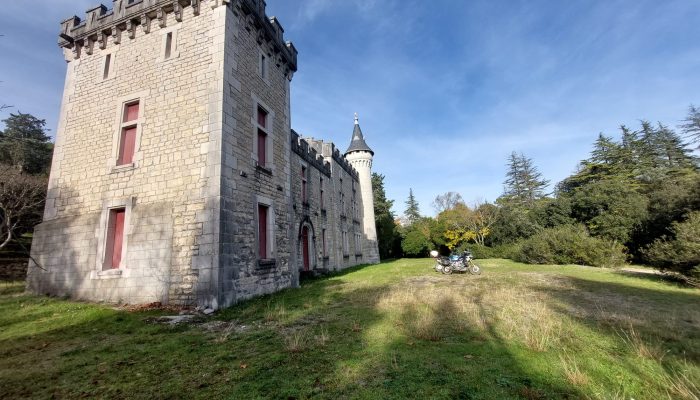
[345,113,374,156]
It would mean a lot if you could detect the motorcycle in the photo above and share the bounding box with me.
[430,250,482,275]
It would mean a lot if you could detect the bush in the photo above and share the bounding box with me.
[468,244,521,259]
[644,212,700,280]
[514,225,627,268]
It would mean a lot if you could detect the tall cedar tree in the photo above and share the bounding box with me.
[372,173,399,259]
[680,105,700,149]
[503,152,549,205]
[0,113,53,175]
[404,188,421,225]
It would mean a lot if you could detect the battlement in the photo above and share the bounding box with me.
[58,0,297,70]
[291,130,331,177]
[332,147,360,180]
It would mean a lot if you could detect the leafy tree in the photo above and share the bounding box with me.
[403,188,421,225]
[489,199,542,245]
[0,112,53,174]
[644,211,700,279]
[372,173,400,259]
[502,152,549,205]
[680,105,700,150]
[400,217,433,257]
[431,192,464,214]
[569,177,648,244]
[0,166,47,250]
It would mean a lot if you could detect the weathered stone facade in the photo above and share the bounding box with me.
[27,0,379,309]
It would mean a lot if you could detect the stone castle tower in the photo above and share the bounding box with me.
[345,114,380,264]
[27,0,379,309]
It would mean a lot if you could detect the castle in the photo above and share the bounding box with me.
[27,0,380,309]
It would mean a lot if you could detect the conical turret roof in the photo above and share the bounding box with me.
[345,113,374,156]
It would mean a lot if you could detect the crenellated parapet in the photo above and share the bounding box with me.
[291,130,331,177]
[332,148,360,181]
[58,0,298,73]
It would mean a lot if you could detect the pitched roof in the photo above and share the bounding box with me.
[345,114,374,156]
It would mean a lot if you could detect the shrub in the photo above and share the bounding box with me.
[644,212,700,280]
[468,244,520,259]
[514,224,627,268]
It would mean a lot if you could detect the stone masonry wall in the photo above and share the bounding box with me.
[28,4,222,305]
[215,1,296,306]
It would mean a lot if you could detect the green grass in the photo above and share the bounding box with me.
[1,259,699,399]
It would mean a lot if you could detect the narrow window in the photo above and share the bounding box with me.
[319,177,324,208]
[118,101,139,165]
[257,130,267,167]
[256,106,268,167]
[260,53,267,79]
[164,32,173,59]
[105,208,126,270]
[301,166,307,203]
[343,231,348,255]
[258,204,268,259]
[322,228,327,257]
[103,54,112,80]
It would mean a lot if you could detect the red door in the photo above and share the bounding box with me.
[302,226,310,271]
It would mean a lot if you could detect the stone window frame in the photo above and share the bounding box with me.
[91,197,135,280]
[158,23,182,62]
[256,195,276,264]
[110,91,148,173]
[251,94,275,173]
[98,45,119,82]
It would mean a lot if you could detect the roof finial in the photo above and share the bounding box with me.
[354,112,359,125]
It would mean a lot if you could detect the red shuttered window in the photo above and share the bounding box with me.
[257,130,267,167]
[118,101,139,166]
[107,208,126,269]
[256,106,268,167]
[257,107,267,128]
[118,127,137,165]
[258,204,268,259]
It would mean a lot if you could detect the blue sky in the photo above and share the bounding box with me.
[1,0,699,216]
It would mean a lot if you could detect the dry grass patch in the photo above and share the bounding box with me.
[559,354,589,386]
[664,365,700,400]
[284,329,309,353]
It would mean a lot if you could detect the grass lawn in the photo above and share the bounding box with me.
[1,259,699,399]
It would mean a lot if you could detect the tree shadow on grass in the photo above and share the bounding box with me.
[0,265,590,400]
[222,270,584,400]
[531,275,700,394]
[613,269,691,287]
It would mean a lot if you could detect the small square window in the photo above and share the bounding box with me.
[257,106,267,128]
[124,102,139,122]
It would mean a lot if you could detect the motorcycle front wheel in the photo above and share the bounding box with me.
[468,262,482,275]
